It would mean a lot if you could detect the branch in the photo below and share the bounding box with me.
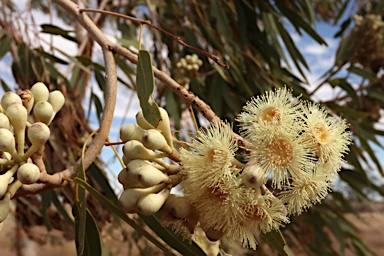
[15,1,117,197]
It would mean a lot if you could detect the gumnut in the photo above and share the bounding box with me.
[48,90,65,114]
[0,165,18,197]
[118,168,143,189]
[0,128,20,161]
[1,92,22,111]
[6,102,27,154]
[17,163,40,184]
[23,122,50,160]
[120,124,145,142]
[123,140,165,161]
[136,108,174,149]
[135,111,155,130]
[241,163,266,188]
[162,194,193,219]
[33,101,54,125]
[30,82,49,104]
[137,165,171,187]
[0,113,10,129]
[142,129,173,154]
[0,192,11,222]
[137,186,171,216]
[118,184,165,213]
[203,227,224,242]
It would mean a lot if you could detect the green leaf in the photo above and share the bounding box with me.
[0,36,11,59]
[40,24,78,43]
[75,141,87,256]
[0,78,11,92]
[328,78,359,103]
[72,205,102,256]
[136,50,161,127]
[41,190,53,231]
[91,92,103,122]
[51,190,75,225]
[261,229,294,256]
[140,213,206,256]
[347,66,374,80]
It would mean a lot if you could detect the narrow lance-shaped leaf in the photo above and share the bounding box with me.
[136,50,161,127]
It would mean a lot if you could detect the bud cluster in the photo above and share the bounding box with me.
[0,82,65,231]
[118,107,186,216]
[174,54,203,90]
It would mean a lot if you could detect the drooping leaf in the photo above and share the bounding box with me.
[40,24,78,43]
[136,50,161,127]
[140,213,206,256]
[72,205,102,256]
[261,229,294,256]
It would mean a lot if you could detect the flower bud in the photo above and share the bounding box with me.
[119,184,165,213]
[33,101,54,125]
[48,90,65,114]
[23,122,50,160]
[142,129,172,153]
[30,82,49,104]
[0,128,19,160]
[1,92,22,111]
[0,113,10,129]
[123,140,164,161]
[120,124,145,142]
[17,163,40,184]
[137,165,171,187]
[162,194,193,219]
[118,168,143,189]
[203,227,224,242]
[135,111,155,130]
[241,164,266,188]
[137,186,171,216]
[0,165,17,197]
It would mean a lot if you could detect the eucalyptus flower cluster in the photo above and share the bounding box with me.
[118,87,351,250]
[0,82,65,231]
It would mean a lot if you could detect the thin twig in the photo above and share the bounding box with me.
[79,8,229,70]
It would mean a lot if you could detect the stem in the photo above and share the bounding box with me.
[78,8,228,70]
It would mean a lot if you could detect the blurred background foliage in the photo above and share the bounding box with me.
[0,0,384,255]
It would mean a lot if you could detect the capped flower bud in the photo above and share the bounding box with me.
[0,192,11,222]
[120,124,145,142]
[30,82,49,104]
[0,165,18,197]
[1,92,22,111]
[142,129,172,154]
[17,163,40,184]
[203,227,224,242]
[124,159,153,179]
[162,194,193,219]
[136,111,155,130]
[118,168,143,189]
[33,101,54,125]
[48,90,65,114]
[123,140,165,161]
[0,128,20,161]
[241,163,266,188]
[6,102,27,154]
[23,122,50,160]
[137,165,171,187]
[137,186,171,216]
[0,113,10,129]
[119,184,165,213]
[17,89,34,114]
[192,64,200,71]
